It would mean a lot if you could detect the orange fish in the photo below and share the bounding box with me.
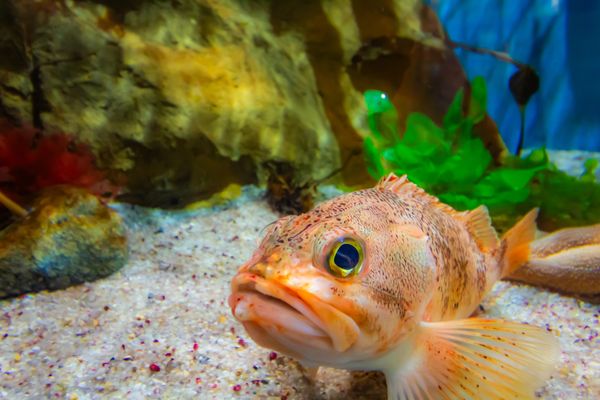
[229,173,559,399]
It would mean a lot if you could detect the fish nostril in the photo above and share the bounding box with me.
[247,262,267,278]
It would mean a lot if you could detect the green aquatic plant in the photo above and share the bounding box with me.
[528,160,600,230]
[363,77,600,230]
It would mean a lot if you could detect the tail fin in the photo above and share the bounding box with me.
[508,224,600,296]
[529,224,600,258]
[500,208,538,278]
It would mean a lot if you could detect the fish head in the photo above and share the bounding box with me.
[229,190,436,368]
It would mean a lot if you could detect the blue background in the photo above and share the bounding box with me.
[428,0,600,152]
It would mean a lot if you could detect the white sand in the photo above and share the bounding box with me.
[0,184,598,399]
[1,148,599,399]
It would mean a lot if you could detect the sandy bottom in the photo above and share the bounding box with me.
[0,185,599,399]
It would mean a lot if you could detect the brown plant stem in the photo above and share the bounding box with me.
[0,189,28,218]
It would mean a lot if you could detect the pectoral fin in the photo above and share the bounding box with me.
[384,318,559,400]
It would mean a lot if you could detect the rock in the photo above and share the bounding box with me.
[0,1,33,124]
[0,186,128,298]
[0,0,505,206]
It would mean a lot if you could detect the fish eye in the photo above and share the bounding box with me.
[327,238,364,278]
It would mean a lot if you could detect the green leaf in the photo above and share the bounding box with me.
[365,90,400,146]
[484,186,531,206]
[584,158,599,172]
[440,138,491,184]
[363,137,385,179]
[403,113,446,147]
[402,113,450,162]
[526,147,549,165]
[488,167,540,191]
[438,192,480,210]
[407,162,441,189]
[475,167,539,196]
[361,77,600,231]
[443,89,465,131]
[370,114,400,145]
[468,76,487,123]
[364,90,395,115]
[582,158,599,182]
[391,142,427,167]
[455,118,476,144]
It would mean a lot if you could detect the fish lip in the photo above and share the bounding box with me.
[230,272,361,353]
[229,272,329,339]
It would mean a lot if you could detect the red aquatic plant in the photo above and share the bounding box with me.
[0,122,118,198]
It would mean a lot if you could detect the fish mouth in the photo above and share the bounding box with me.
[229,272,359,354]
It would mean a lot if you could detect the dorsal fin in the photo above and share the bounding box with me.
[376,173,458,215]
[377,174,499,251]
[457,205,499,251]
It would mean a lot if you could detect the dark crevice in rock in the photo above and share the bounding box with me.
[123,66,159,90]
[29,57,46,130]
[116,135,257,208]
[0,83,28,99]
[38,54,97,68]
[89,0,147,24]
[29,53,96,130]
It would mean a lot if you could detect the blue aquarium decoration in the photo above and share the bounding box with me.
[429,0,600,151]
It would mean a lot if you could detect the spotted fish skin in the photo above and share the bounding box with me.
[262,174,503,323]
[229,173,558,399]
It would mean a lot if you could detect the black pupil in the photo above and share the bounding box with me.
[334,243,360,270]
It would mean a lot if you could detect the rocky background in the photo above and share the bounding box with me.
[0,0,505,207]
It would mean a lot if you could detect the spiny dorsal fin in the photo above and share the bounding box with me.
[458,205,499,252]
[376,173,458,215]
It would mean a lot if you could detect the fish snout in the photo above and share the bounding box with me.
[238,250,288,280]
[229,272,360,356]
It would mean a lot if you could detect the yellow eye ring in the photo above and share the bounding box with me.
[327,238,364,278]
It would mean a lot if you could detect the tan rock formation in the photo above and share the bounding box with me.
[0,0,504,206]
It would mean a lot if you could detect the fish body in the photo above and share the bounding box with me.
[229,173,559,399]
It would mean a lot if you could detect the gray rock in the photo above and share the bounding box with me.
[0,186,128,298]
